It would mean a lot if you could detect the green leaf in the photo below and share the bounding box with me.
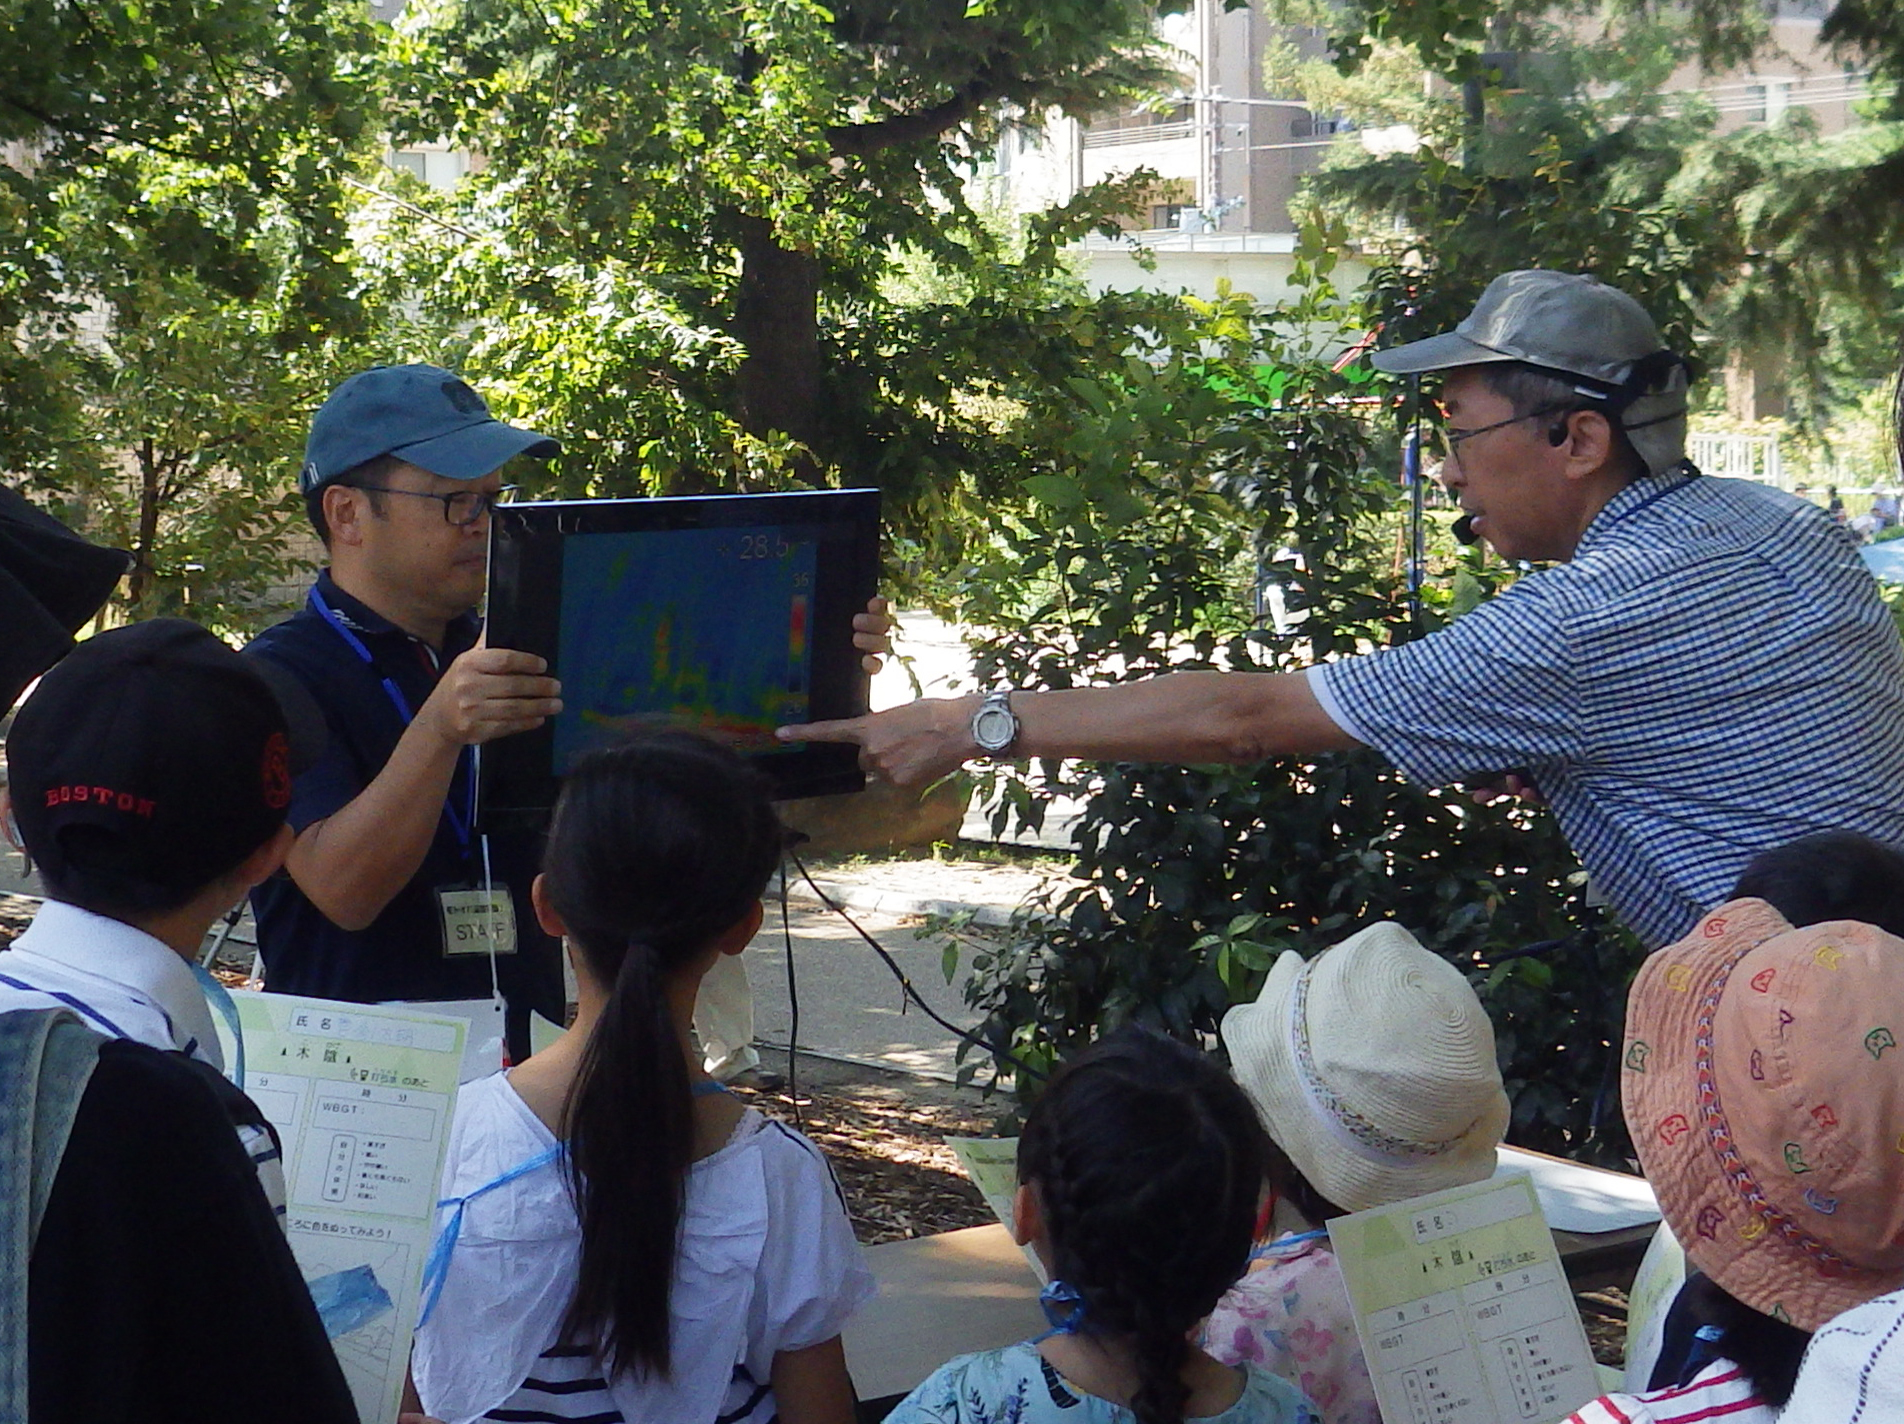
[1023,473,1085,509]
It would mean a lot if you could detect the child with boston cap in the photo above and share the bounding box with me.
[1563,898,1904,1423]
[1205,922,1511,1424]
[0,618,352,1423]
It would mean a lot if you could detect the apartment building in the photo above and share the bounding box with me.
[986,0,1873,313]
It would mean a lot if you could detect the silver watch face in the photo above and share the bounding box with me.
[972,704,1016,752]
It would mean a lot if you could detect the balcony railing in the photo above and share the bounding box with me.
[1081,120,1197,149]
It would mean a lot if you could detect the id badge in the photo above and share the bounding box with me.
[438,886,518,958]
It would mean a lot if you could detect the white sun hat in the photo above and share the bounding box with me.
[1221,921,1510,1214]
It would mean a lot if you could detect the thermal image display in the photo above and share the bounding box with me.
[552,526,818,771]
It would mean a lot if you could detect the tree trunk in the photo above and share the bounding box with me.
[128,436,161,608]
[733,213,824,477]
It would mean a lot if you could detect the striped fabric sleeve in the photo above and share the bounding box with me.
[1315,580,1586,788]
[1566,1397,1638,1424]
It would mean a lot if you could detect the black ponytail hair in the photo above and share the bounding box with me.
[1679,1274,1812,1406]
[540,731,783,1379]
[1018,1028,1269,1424]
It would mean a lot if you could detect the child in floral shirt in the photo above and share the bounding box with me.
[887,1030,1318,1424]
[1202,923,1511,1424]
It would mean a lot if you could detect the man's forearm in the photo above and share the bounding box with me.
[1012,670,1359,765]
[793,668,1360,788]
[284,720,464,932]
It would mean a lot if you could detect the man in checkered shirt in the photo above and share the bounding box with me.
[788,271,1904,948]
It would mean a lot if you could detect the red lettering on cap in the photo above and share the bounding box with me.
[41,784,155,818]
[260,731,291,810]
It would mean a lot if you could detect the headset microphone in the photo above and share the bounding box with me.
[1453,514,1478,545]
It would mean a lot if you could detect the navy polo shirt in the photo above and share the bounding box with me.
[244,572,562,1023]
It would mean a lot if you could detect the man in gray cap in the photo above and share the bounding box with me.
[785,271,1904,948]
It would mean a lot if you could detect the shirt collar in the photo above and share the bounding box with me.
[313,569,483,657]
[9,900,223,1067]
[1573,464,1700,560]
[313,568,401,639]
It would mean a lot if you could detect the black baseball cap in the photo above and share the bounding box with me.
[8,620,326,905]
[299,364,560,493]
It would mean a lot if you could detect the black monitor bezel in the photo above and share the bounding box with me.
[480,488,879,821]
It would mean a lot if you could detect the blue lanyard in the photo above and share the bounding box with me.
[418,1143,564,1327]
[190,963,247,1088]
[1249,1227,1329,1262]
[309,586,475,856]
[418,1082,739,1326]
[0,967,241,1087]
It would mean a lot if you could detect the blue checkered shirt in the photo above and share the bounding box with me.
[1312,470,1904,947]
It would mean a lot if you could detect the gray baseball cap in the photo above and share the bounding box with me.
[1371,270,1691,475]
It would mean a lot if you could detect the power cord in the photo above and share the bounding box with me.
[777,856,803,1128]
[785,848,1047,1084]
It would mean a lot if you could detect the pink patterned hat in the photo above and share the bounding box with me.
[1622,898,1904,1331]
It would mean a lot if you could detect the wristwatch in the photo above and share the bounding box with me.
[970,689,1021,755]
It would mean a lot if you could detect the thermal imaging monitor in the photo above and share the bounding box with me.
[481,489,881,817]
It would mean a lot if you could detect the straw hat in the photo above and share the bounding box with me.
[1622,898,1904,1332]
[1221,922,1510,1214]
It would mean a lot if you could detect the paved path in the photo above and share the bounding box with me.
[745,901,982,1081]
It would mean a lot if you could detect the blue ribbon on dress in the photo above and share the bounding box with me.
[1028,1279,1087,1345]
[1247,1226,1328,1262]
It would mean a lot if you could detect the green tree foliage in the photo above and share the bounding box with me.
[0,0,382,629]
[1269,1,1904,425]
[953,260,1640,1163]
[372,0,1230,543]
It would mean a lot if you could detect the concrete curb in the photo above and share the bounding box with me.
[775,871,1021,930]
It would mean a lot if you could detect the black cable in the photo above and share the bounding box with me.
[788,849,1047,1084]
[778,853,803,1127]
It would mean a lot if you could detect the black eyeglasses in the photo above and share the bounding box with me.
[1438,404,1577,464]
[349,483,518,526]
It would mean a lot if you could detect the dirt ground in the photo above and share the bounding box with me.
[728,1045,1001,1244]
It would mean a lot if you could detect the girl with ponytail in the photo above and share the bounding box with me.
[411,732,873,1424]
[886,1028,1318,1424]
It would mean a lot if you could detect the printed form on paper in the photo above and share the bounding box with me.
[1329,1173,1600,1424]
[233,991,466,1424]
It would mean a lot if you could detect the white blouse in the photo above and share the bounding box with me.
[413,1072,876,1424]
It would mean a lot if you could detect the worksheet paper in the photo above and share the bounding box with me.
[232,992,466,1424]
[945,1135,1048,1283]
[1329,1173,1600,1424]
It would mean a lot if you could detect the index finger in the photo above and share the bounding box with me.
[461,646,549,676]
[776,718,866,744]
